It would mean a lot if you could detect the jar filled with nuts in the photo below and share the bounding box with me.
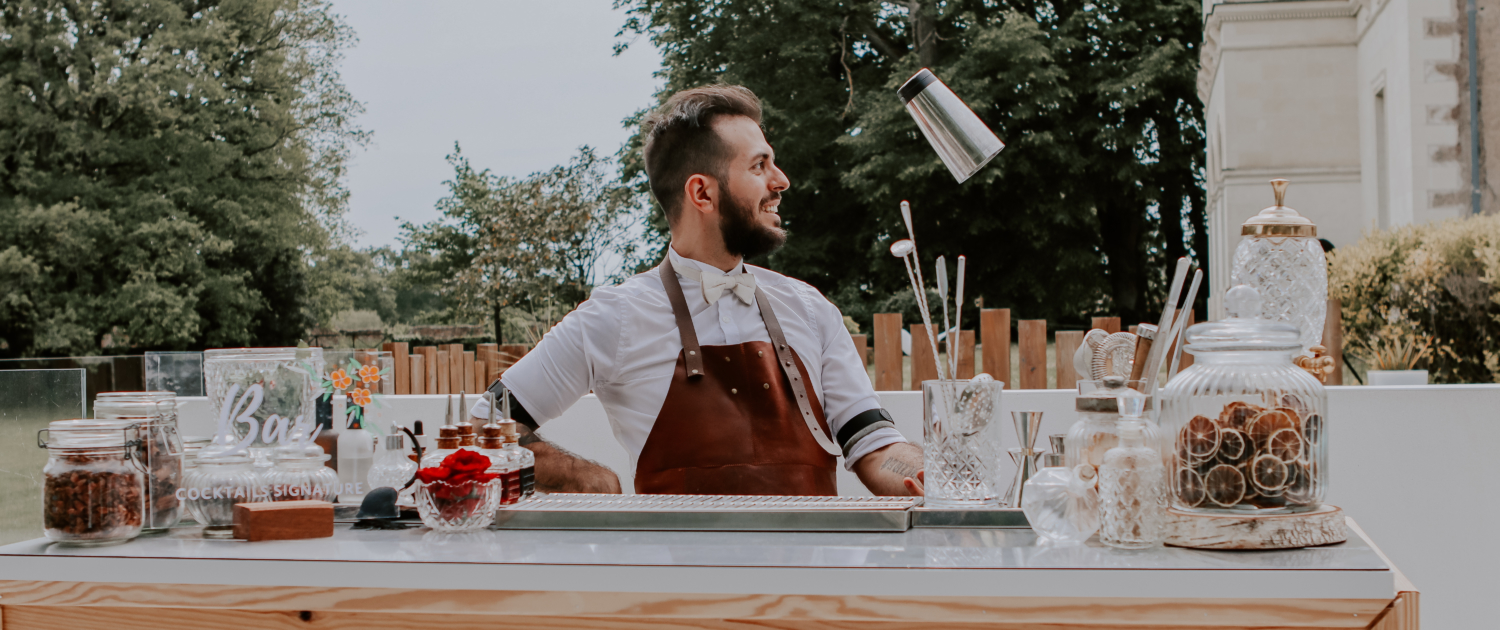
[1160,286,1327,514]
[95,393,183,533]
[39,419,147,546]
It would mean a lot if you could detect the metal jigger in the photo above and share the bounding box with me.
[1004,411,1045,506]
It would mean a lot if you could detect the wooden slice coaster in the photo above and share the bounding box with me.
[1165,504,1345,550]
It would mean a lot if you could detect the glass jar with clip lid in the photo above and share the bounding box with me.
[38,419,147,545]
[94,392,183,533]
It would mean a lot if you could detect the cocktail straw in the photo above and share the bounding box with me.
[936,255,952,378]
[954,255,966,378]
[1163,269,1204,386]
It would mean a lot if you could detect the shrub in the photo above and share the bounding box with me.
[1328,214,1500,383]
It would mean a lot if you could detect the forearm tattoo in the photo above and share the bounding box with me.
[880,455,922,479]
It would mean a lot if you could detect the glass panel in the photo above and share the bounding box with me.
[145,351,205,397]
[0,368,86,545]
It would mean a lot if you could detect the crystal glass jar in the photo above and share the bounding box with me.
[263,452,339,502]
[922,377,1004,507]
[1065,377,1159,479]
[39,419,146,546]
[94,393,183,533]
[182,452,262,538]
[1021,452,1100,544]
[1229,179,1327,354]
[1160,286,1328,514]
[203,347,323,458]
[1099,417,1168,549]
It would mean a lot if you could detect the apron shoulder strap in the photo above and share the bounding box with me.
[659,259,705,378]
[754,286,842,456]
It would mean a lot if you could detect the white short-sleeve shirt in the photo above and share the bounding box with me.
[470,247,906,473]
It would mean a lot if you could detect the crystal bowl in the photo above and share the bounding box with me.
[414,479,501,532]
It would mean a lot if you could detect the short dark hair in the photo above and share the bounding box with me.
[641,85,763,224]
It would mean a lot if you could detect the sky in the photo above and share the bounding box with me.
[332,0,664,248]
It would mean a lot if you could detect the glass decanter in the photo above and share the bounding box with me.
[1098,397,1167,549]
[1229,179,1327,354]
[368,427,418,502]
[1021,442,1100,545]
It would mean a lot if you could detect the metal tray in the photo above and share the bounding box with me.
[910,506,1030,528]
[489,494,918,532]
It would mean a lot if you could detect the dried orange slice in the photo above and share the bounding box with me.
[1204,464,1246,507]
[1250,454,1289,496]
[1266,428,1303,462]
[1302,413,1323,446]
[1278,393,1311,419]
[1216,428,1249,466]
[1247,409,1296,450]
[1176,467,1206,508]
[1218,401,1263,431]
[1181,415,1219,462]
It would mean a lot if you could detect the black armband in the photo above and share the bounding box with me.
[486,380,540,431]
[837,408,897,458]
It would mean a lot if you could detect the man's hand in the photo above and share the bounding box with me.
[851,441,925,496]
[515,423,623,494]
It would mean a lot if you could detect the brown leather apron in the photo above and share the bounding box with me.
[633,259,840,496]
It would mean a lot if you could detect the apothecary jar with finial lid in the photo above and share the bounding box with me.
[1229,179,1328,355]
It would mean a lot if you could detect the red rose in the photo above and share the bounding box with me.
[415,466,451,484]
[443,449,492,474]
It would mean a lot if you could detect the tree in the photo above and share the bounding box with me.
[400,145,651,341]
[615,0,1205,328]
[0,0,367,357]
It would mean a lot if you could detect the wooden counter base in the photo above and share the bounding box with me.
[0,580,1413,629]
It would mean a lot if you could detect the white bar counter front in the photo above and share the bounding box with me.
[0,519,1417,629]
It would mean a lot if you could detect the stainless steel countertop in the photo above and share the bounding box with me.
[0,522,1396,600]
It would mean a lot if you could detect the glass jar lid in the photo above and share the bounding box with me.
[1076,375,1150,412]
[43,419,139,449]
[1242,179,1317,238]
[1185,286,1302,352]
[204,346,323,362]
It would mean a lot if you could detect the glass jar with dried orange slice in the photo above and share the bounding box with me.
[1158,286,1327,514]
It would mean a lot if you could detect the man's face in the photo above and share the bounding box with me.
[712,115,790,259]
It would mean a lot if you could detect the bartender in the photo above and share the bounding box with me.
[470,84,925,496]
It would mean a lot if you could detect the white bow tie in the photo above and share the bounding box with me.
[675,263,757,305]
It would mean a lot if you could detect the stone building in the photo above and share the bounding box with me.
[1199,0,1497,317]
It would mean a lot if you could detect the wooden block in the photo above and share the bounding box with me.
[1324,299,1343,385]
[408,355,425,395]
[850,334,869,366]
[232,500,334,542]
[1165,505,1346,550]
[873,313,902,391]
[1055,331,1084,390]
[954,330,976,380]
[389,343,410,395]
[1091,317,1121,334]
[980,309,1010,388]
[435,351,450,395]
[909,324,939,390]
[463,351,476,394]
[1018,319,1047,389]
[446,344,465,395]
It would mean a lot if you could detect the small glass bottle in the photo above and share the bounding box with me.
[501,421,535,498]
[421,426,461,469]
[367,425,418,502]
[337,406,375,503]
[1098,397,1168,549]
[1021,439,1100,544]
[479,428,514,505]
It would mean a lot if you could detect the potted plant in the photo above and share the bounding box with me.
[1349,324,1434,386]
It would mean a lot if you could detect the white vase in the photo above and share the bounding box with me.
[1366,369,1428,386]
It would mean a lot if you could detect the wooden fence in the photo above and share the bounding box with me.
[372,300,1344,395]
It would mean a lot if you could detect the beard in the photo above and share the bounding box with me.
[719,191,787,259]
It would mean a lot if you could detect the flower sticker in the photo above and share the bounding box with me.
[358,364,382,384]
[330,369,353,390]
[350,388,373,407]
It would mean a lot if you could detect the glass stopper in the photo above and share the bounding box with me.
[1225,284,1262,319]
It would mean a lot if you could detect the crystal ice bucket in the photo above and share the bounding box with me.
[922,379,1004,507]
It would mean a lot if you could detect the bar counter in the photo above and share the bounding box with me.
[0,517,1415,629]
